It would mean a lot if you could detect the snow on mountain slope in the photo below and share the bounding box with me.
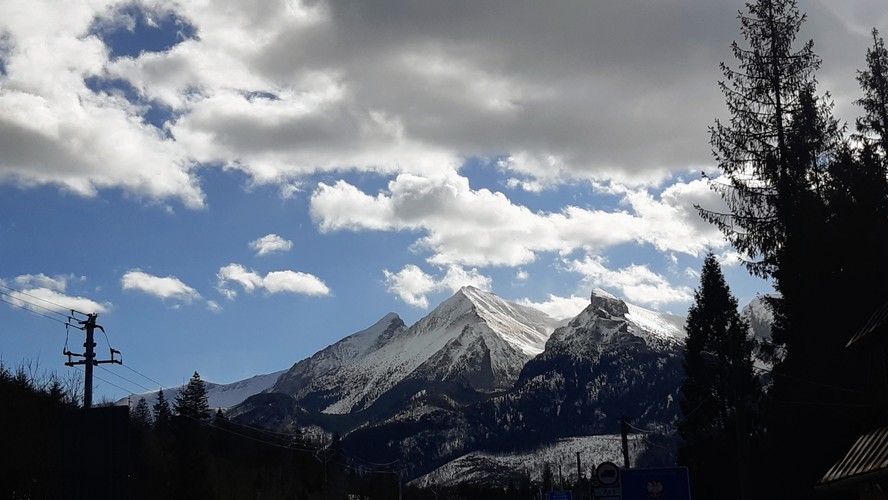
[272,286,559,415]
[409,434,646,488]
[459,285,560,355]
[543,289,685,360]
[590,288,686,343]
[742,294,774,341]
[117,369,285,411]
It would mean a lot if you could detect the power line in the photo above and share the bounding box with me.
[73,365,130,396]
[337,444,402,467]
[0,295,78,327]
[92,372,131,395]
[757,363,863,394]
[623,420,655,434]
[120,364,166,390]
[97,365,153,393]
[0,283,87,317]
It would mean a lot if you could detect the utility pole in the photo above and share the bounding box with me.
[620,415,630,468]
[576,451,582,481]
[64,313,121,409]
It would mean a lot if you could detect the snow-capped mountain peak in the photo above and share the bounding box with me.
[453,285,560,355]
[270,287,560,415]
[558,289,685,347]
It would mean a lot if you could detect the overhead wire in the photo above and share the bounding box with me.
[0,294,78,327]
[755,363,864,394]
[97,365,153,393]
[0,283,87,317]
[120,364,166,390]
[0,285,144,404]
[73,365,129,395]
[337,444,402,468]
[623,420,655,434]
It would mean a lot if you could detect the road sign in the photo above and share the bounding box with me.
[620,467,690,500]
[594,487,621,497]
[548,491,571,500]
[596,461,620,486]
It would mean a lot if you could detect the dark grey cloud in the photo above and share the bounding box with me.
[0,0,881,203]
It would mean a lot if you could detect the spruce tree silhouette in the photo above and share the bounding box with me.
[173,371,210,423]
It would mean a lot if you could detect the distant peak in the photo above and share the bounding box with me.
[450,285,489,301]
[374,312,403,327]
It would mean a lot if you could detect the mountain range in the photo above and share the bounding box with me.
[123,286,773,484]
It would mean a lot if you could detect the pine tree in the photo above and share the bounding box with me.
[856,28,888,156]
[173,371,210,423]
[213,408,227,425]
[678,253,757,500]
[153,388,171,428]
[702,2,888,497]
[131,396,152,426]
[702,0,835,280]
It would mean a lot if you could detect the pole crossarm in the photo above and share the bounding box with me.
[62,312,122,409]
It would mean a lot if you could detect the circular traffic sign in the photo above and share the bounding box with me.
[596,461,620,485]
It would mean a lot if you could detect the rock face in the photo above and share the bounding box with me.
[473,288,686,452]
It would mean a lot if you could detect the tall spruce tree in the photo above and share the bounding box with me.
[173,371,210,423]
[856,29,888,156]
[702,0,829,281]
[153,388,172,428]
[678,253,756,500]
[703,1,888,497]
[131,396,152,426]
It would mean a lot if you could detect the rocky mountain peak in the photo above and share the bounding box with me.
[589,288,629,319]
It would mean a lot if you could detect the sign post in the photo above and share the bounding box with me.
[594,462,621,500]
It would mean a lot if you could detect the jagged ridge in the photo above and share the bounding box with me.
[272,286,558,416]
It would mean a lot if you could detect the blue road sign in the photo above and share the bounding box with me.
[548,491,572,500]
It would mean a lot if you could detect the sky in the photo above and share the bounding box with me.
[1,0,884,404]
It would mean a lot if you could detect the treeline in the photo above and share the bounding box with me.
[677,1,888,500]
[0,362,77,498]
[0,365,552,499]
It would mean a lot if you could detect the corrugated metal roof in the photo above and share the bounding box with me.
[818,426,888,488]
[845,301,888,348]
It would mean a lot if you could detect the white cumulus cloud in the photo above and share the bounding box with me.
[121,270,201,304]
[2,273,109,315]
[517,294,589,321]
[217,263,330,298]
[383,264,491,309]
[567,256,693,308]
[250,234,294,256]
[310,172,728,269]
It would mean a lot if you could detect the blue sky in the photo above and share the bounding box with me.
[0,0,882,403]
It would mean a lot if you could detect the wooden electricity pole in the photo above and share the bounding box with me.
[620,415,630,468]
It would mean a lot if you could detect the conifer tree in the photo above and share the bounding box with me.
[702,2,888,497]
[173,371,210,423]
[678,253,756,500]
[856,28,888,156]
[702,0,830,281]
[153,388,171,428]
[131,396,152,426]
